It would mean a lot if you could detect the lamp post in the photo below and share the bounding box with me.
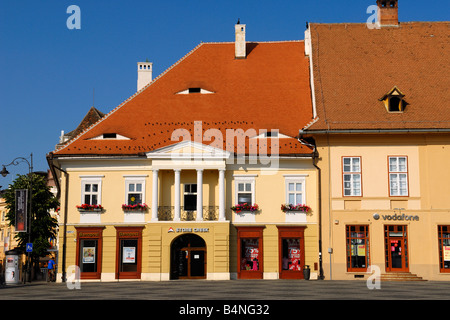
[1,153,33,283]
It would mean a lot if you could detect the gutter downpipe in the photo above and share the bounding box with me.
[298,136,325,280]
[46,153,68,283]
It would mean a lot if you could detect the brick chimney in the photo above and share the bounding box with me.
[137,61,152,91]
[235,19,246,59]
[377,0,399,26]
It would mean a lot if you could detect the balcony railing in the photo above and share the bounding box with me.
[157,206,219,221]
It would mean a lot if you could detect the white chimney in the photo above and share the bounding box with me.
[235,20,246,59]
[137,61,153,91]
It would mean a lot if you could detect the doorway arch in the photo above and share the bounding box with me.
[170,234,207,280]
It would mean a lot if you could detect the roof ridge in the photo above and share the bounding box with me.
[53,42,205,154]
[203,40,304,44]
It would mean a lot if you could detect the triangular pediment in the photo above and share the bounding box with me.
[146,140,231,159]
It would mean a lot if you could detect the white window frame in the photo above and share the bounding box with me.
[233,175,256,205]
[80,176,104,205]
[388,156,408,197]
[284,175,307,205]
[342,157,362,197]
[124,175,147,205]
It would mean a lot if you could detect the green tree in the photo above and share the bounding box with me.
[4,173,59,277]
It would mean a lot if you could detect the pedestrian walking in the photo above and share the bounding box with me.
[47,256,56,282]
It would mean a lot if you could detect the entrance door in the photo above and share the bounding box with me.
[171,234,206,279]
[384,225,409,272]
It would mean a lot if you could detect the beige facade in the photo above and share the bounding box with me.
[315,134,450,281]
[53,151,320,282]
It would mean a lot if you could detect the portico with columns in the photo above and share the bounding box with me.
[148,140,229,222]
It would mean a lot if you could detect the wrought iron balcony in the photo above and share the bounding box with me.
[157,206,219,221]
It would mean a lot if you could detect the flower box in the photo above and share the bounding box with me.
[231,203,259,214]
[77,204,103,212]
[281,204,311,213]
[122,203,148,212]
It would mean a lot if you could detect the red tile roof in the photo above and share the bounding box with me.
[52,41,314,157]
[305,22,450,132]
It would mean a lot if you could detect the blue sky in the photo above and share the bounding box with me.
[0,0,448,187]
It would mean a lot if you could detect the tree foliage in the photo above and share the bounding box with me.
[3,173,59,259]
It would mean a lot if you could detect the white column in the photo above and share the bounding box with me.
[174,169,181,221]
[219,169,226,221]
[196,169,203,221]
[151,169,159,221]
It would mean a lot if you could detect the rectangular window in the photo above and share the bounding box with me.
[80,239,98,273]
[234,176,256,205]
[184,184,197,211]
[389,156,408,196]
[438,226,450,273]
[125,180,145,205]
[284,176,306,205]
[346,225,370,272]
[80,176,103,206]
[342,157,361,196]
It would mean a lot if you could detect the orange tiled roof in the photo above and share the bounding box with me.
[305,22,450,132]
[52,41,314,156]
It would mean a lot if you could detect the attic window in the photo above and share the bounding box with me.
[88,133,131,141]
[265,131,278,138]
[189,87,201,93]
[103,133,117,139]
[176,88,215,95]
[379,86,407,113]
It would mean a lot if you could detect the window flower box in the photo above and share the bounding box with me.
[76,204,103,212]
[281,204,311,213]
[122,203,148,212]
[231,203,259,214]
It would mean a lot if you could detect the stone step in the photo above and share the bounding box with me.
[380,272,426,281]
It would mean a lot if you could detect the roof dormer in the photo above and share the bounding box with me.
[380,86,407,113]
[175,87,215,95]
[88,133,131,140]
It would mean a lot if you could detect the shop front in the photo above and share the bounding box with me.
[76,227,104,280]
[115,226,144,280]
[170,233,207,279]
[235,225,314,280]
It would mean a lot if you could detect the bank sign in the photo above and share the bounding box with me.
[168,227,210,233]
[373,213,419,221]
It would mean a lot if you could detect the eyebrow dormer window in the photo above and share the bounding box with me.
[188,87,201,93]
[88,133,131,140]
[103,133,117,139]
[380,86,407,113]
[176,88,214,95]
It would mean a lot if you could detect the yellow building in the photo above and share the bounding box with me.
[1,195,18,262]
[47,23,321,281]
[302,1,450,280]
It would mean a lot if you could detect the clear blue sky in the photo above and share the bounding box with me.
[0,0,448,187]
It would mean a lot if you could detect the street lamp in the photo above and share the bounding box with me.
[1,153,33,283]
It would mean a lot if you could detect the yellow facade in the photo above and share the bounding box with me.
[54,153,320,281]
[315,134,450,281]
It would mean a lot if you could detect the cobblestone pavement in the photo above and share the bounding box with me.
[1,279,450,300]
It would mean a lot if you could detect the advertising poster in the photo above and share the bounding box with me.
[288,240,301,271]
[444,246,450,261]
[83,247,96,263]
[15,189,27,232]
[123,247,136,263]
